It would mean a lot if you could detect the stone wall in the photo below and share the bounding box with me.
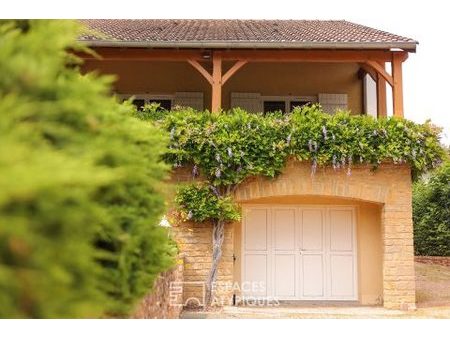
[171,161,416,310]
[235,161,416,310]
[132,258,184,319]
[171,221,234,307]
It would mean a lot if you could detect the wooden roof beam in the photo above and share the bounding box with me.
[79,48,395,63]
[215,50,394,63]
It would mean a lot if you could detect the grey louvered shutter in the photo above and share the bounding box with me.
[174,92,204,110]
[318,94,348,114]
[230,92,262,113]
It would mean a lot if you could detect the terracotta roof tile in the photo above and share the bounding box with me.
[79,19,417,50]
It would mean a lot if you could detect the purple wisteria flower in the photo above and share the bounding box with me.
[286,134,292,145]
[209,185,220,197]
[308,140,318,152]
[215,168,221,178]
[332,155,338,170]
[322,126,328,140]
[227,147,233,157]
[311,159,317,176]
[192,164,198,178]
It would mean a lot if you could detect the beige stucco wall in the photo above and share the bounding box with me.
[233,196,383,305]
[223,62,363,113]
[82,60,363,113]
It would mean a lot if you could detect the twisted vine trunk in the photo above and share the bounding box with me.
[204,219,225,307]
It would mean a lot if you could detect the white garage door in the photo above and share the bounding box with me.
[242,206,357,301]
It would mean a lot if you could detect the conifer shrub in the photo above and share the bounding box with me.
[0,20,175,318]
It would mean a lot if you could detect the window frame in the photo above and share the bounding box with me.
[260,95,317,113]
[117,93,175,110]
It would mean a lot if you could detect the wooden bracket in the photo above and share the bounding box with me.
[222,60,248,85]
[187,59,213,84]
[366,61,393,87]
[359,63,378,82]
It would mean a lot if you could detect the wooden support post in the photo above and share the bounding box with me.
[211,55,222,113]
[377,62,387,118]
[392,52,405,117]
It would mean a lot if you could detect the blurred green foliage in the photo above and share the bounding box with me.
[0,20,175,318]
[413,161,450,256]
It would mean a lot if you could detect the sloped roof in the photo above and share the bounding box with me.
[79,19,417,50]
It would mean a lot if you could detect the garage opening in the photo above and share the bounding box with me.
[241,205,358,301]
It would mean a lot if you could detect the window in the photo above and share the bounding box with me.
[132,98,172,111]
[131,99,146,111]
[263,101,286,113]
[363,74,377,118]
[148,99,172,111]
[262,96,317,114]
[120,95,173,111]
[289,100,311,111]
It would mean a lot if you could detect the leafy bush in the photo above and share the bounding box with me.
[0,20,175,318]
[159,106,444,187]
[175,185,240,222]
[413,161,450,256]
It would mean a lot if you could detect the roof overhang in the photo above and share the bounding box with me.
[80,40,417,52]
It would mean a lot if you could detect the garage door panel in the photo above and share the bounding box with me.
[243,254,268,297]
[301,210,324,251]
[245,209,268,251]
[330,254,355,297]
[274,209,296,251]
[330,210,353,252]
[243,206,356,301]
[274,254,296,297]
[301,254,324,297]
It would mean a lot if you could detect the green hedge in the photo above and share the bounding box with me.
[413,161,450,256]
[0,20,175,318]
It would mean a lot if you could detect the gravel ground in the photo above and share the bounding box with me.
[181,262,450,319]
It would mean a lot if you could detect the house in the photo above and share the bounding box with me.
[79,19,418,310]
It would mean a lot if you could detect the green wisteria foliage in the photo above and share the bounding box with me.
[147,105,445,224]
